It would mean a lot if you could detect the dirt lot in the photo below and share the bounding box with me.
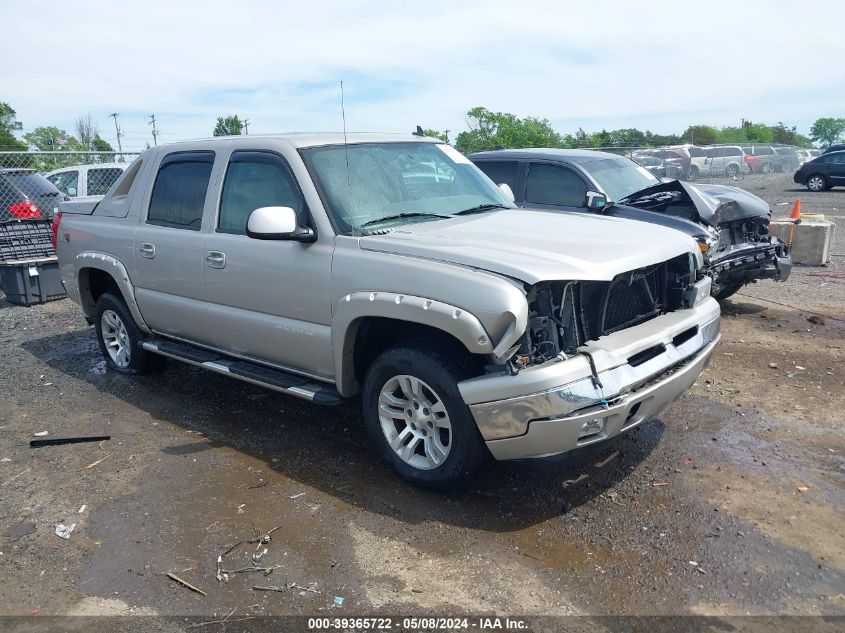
[0,173,843,627]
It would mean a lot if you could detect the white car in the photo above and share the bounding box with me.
[688,146,751,179]
[44,163,126,198]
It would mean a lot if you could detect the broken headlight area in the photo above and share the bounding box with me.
[509,253,697,372]
[716,215,774,250]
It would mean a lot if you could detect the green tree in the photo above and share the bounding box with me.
[455,106,562,153]
[681,125,719,145]
[421,128,449,142]
[23,126,81,151]
[809,117,845,147]
[91,135,114,151]
[0,102,27,152]
[213,115,244,136]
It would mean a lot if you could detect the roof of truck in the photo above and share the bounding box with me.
[469,148,623,163]
[167,132,441,149]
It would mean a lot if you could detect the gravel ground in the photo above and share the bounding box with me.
[0,173,843,628]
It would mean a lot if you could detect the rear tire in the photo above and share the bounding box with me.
[761,162,773,174]
[725,163,739,178]
[94,293,165,375]
[362,341,486,491]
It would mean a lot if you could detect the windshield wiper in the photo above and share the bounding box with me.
[453,203,508,216]
[360,212,452,228]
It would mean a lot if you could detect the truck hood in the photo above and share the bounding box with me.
[620,180,770,227]
[357,209,698,285]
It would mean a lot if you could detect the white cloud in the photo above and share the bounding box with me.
[2,0,842,149]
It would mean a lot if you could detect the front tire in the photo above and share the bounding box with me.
[362,341,486,491]
[714,282,744,301]
[94,293,165,375]
[807,175,826,192]
[688,166,699,181]
[761,162,773,174]
[725,163,739,178]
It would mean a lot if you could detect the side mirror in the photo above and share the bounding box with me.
[585,190,609,211]
[498,183,515,203]
[246,206,315,242]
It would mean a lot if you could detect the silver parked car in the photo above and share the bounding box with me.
[55,134,719,489]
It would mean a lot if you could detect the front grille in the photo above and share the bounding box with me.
[578,264,664,342]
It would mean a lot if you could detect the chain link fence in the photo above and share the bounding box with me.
[0,151,140,222]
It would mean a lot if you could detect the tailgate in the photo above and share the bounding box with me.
[59,196,101,215]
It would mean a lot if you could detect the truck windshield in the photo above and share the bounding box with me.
[585,157,661,202]
[301,142,514,233]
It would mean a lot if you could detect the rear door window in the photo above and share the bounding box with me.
[473,161,520,195]
[218,151,305,234]
[525,163,587,207]
[87,168,124,196]
[147,151,215,230]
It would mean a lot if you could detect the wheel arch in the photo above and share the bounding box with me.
[333,292,503,397]
[76,252,151,333]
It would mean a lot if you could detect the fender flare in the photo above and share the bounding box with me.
[333,291,507,396]
[76,251,151,333]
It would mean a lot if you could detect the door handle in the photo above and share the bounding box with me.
[205,251,226,269]
[139,242,155,259]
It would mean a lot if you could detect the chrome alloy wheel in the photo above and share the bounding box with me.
[378,374,452,470]
[100,309,131,368]
[808,175,825,192]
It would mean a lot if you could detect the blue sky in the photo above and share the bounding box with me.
[2,0,843,151]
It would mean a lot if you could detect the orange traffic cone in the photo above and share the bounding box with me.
[788,199,801,245]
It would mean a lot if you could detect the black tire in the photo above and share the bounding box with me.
[725,163,739,178]
[761,162,773,174]
[93,292,165,375]
[688,166,699,181]
[362,341,486,491]
[714,282,744,301]
[806,174,827,192]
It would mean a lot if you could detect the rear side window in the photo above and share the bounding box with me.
[218,151,305,234]
[88,168,124,196]
[474,161,520,195]
[11,172,58,197]
[688,147,705,158]
[147,151,214,230]
[525,163,587,207]
[48,170,79,196]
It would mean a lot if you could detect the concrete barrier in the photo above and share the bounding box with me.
[770,216,836,266]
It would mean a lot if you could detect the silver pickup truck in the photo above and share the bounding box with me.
[55,133,720,489]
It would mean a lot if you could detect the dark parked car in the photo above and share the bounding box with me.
[822,144,845,155]
[793,150,845,191]
[471,149,791,299]
[0,168,66,223]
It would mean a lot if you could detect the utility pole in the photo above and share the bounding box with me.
[147,114,159,146]
[109,113,123,158]
[443,129,451,143]
[243,118,250,135]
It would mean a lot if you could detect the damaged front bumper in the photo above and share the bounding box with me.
[458,297,721,460]
[707,237,792,291]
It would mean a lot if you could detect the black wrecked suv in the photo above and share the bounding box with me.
[793,150,845,191]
